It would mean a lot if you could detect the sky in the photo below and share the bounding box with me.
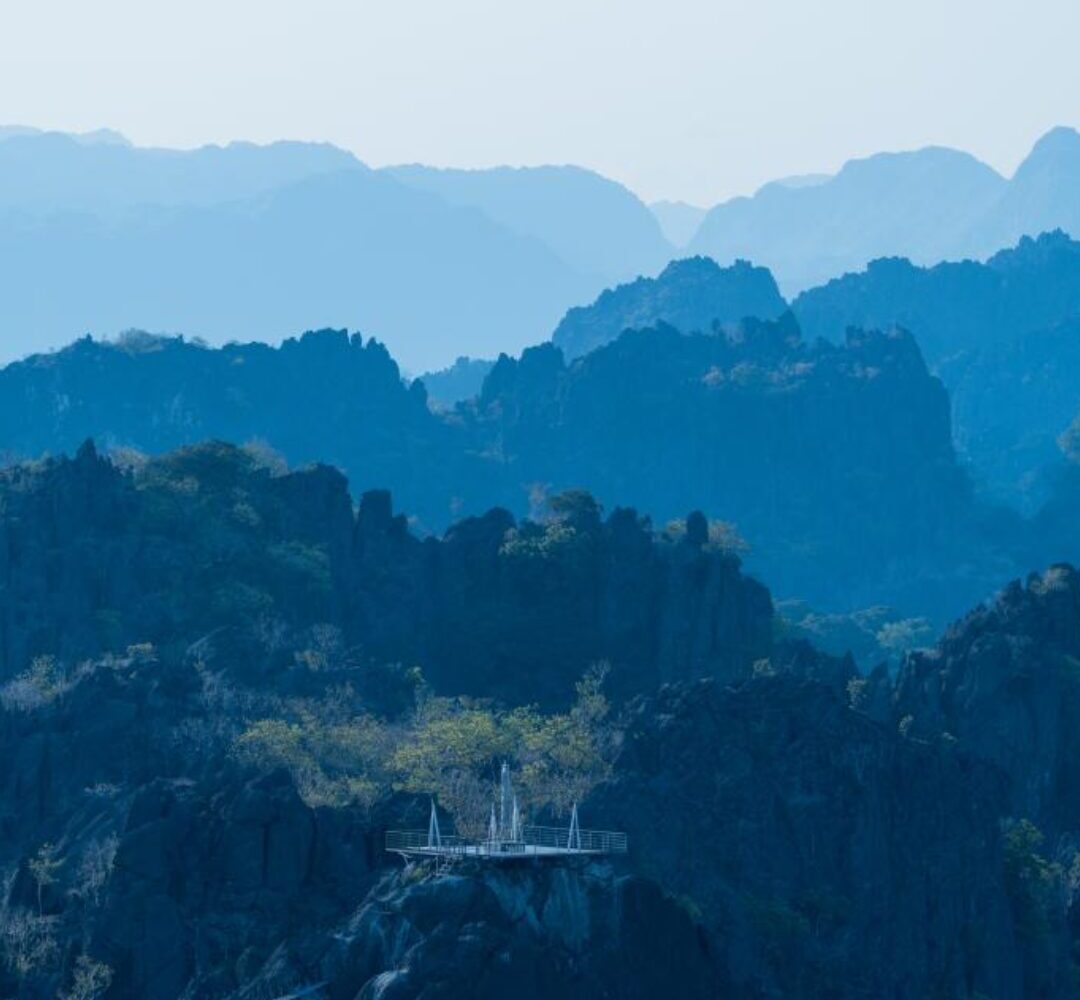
[1,0,1078,206]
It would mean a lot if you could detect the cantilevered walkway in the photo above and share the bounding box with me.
[386,763,627,863]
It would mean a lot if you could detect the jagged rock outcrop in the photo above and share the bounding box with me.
[320,863,715,1000]
[0,328,473,530]
[2,446,1079,996]
[552,256,787,360]
[895,564,1080,835]
[589,674,1046,999]
[0,442,773,707]
[474,317,1005,619]
[0,311,1025,623]
[793,232,1080,511]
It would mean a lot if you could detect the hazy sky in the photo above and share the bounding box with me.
[1,0,1077,206]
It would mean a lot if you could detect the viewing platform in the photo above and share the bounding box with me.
[386,763,628,864]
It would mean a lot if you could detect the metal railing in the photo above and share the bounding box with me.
[386,830,470,855]
[521,824,628,854]
[385,825,627,857]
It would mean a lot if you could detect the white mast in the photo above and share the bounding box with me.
[499,761,513,838]
[427,799,442,849]
[567,802,581,850]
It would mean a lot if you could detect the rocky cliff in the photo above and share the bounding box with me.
[0,314,1025,624]
[1,446,1079,996]
[475,317,1006,619]
[792,231,1080,511]
[0,441,773,707]
[320,863,714,1000]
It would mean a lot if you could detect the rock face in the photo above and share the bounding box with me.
[0,311,1026,623]
[93,773,373,1000]
[0,442,774,707]
[589,675,1032,999]
[895,564,1080,835]
[792,231,1080,511]
[551,256,787,360]
[889,564,1080,998]
[0,636,382,1000]
[322,863,715,1000]
[793,231,1080,366]
[0,328,468,530]
[476,317,1002,619]
[1,443,1079,997]
[947,315,1080,512]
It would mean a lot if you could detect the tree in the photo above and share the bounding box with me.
[391,666,615,833]
[28,843,63,917]
[547,489,602,529]
[1002,818,1065,939]
[61,953,113,1000]
[71,835,119,907]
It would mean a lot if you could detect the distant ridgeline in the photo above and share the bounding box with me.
[689,126,1080,294]
[2,232,1080,622]
[0,319,1011,624]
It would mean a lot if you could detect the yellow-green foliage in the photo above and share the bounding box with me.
[234,711,391,810]
[0,656,67,712]
[499,520,582,562]
[234,665,614,832]
[1002,818,1066,939]
[662,517,749,555]
[390,663,612,837]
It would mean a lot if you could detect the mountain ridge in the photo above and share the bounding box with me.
[691,126,1079,294]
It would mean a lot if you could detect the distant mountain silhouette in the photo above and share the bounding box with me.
[648,200,707,247]
[0,124,130,146]
[0,131,689,369]
[384,163,671,282]
[1,124,1077,369]
[0,129,361,213]
[691,127,1080,294]
[691,146,1006,293]
[971,126,1080,253]
[552,257,787,359]
[0,163,592,371]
